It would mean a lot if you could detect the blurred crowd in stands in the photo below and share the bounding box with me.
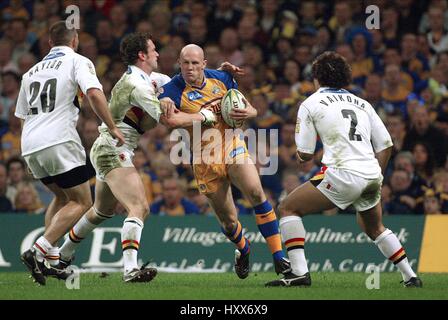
[0,0,447,216]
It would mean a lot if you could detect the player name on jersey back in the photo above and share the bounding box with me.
[318,91,367,109]
[27,59,63,77]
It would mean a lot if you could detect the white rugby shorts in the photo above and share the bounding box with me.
[313,167,383,212]
[24,141,86,179]
[89,133,134,181]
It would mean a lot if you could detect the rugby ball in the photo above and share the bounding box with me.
[221,89,246,128]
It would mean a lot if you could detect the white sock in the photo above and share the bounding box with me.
[46,247,59,266]
[33,236,52,262]
[374,229,417,281]
[122,217,144,273]
[280,216,309,276]
[59,213,99,261]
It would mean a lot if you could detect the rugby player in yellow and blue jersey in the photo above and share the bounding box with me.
[159,44,291,279]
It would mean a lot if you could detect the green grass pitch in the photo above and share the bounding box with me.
[1,272,447,300]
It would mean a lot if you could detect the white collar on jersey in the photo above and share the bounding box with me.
[129,65,152,86]
[318,87,349,94]
[49,45,74,53]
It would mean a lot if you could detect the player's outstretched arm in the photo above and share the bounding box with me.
[159,97,216,128]
[160,109,215,128]
[86,88,125,146]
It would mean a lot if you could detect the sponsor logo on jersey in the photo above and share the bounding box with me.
[119,153,126,161]
[205,100,221,114]
[230,146,245,158]
[88,62,96,75]
[212,86,220,94]
[187,91,203,101]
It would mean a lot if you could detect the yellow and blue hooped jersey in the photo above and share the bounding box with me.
[159,69,239,149]
[159,69,237,115]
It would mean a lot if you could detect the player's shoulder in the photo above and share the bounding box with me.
[149,71,171,85]
[111,67,144,97]
[205,69,234,82]
[149,71,171,93]
[168,73,186,87]
[300,90,321,110]
[344,90,374,113]
[354,92,372,109]
[126,66,147,84]
[129,71,156,96]
[159,74,185,106]
[205,68,227,79]
[160,73,185,94]
[358,96,374,112]
[72,52,97,73]
[72,51,92,64]
[306,87,334,103]
[120,66,153,94]
[20,67,31,80]
[205,69,237,89]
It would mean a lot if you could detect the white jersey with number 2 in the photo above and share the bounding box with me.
[15,46,102,156]
[295,87,393,179]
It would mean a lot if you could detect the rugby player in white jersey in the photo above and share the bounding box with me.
[57,32,219,282]
[266,52,422,288]
[15,21,125,285]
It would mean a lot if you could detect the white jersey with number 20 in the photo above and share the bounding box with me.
[295,87,393,179]
[15,46,102,156]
